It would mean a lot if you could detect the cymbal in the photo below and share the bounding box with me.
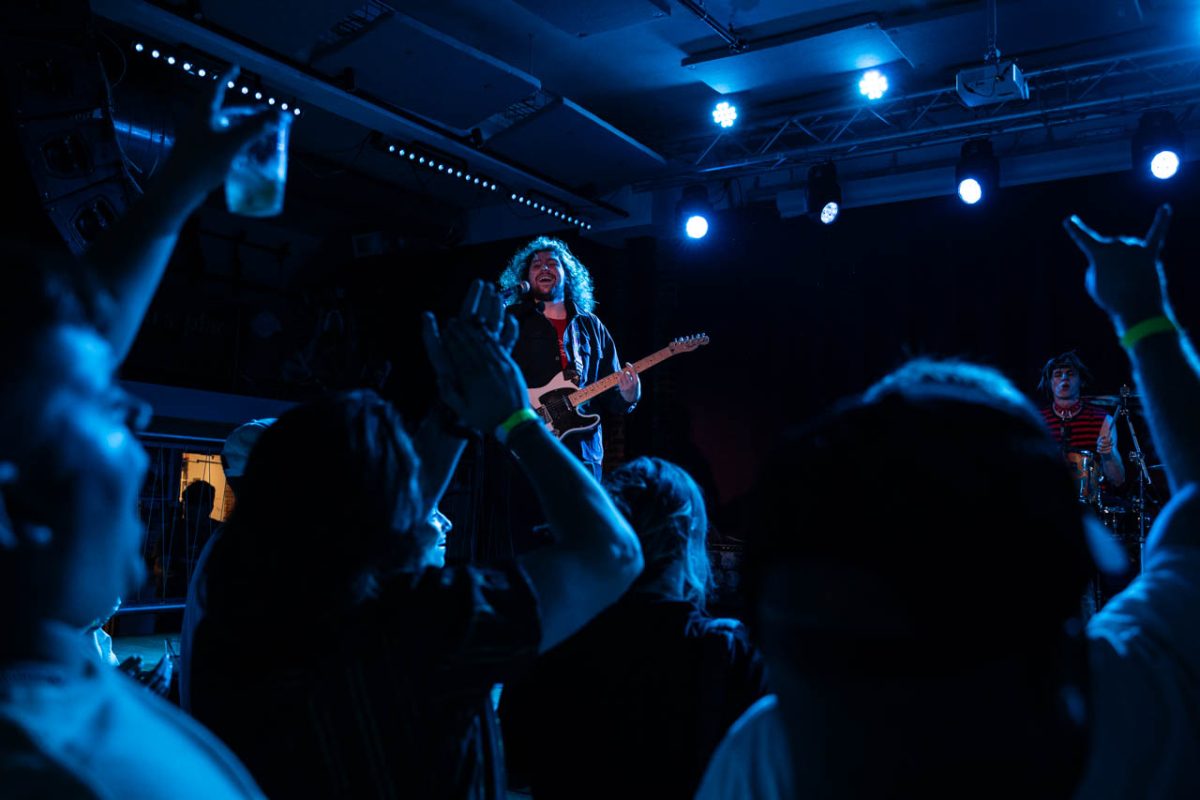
[1084,394,1143,408]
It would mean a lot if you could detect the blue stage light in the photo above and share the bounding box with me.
[957,178,983,205]
[1150,150,1180,180]
[712,101,738,128]
[858,69,888,100]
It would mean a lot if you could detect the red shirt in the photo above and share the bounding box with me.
[547,315,569,370]
[1039,402,1109,452]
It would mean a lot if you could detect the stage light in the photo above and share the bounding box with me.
[712,101,738,129]
[182,62,192,71]
[268,97,275,104]
[1150,150,1180,180]
[955,139,998,205]
[134,43,144,52]
[151,49,161,59]
[255,91,263,100]
[678,185,713,240]
[167,56,176,65]
[1133,111,1183,181]
[859,69,888,100]
[227,80,235,89]
[197,68,207,77]
[957,177,982,205]
[281,103,288,110]
[807,162,842,224]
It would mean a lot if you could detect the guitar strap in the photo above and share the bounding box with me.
[565,317,583,384]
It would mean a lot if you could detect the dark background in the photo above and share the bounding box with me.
[113,166,1200,538]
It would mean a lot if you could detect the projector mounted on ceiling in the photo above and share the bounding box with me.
[955,61,1029,108]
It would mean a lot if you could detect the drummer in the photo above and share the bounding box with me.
[1036,351,1125,493]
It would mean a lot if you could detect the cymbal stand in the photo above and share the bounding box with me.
[1117,384,1152,556]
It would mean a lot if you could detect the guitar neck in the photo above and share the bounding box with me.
[567,346,679,406]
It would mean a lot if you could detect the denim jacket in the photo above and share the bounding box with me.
[508,300,635,465]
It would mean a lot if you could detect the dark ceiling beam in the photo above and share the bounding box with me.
[90,0,630,220]
[679,0,980,67]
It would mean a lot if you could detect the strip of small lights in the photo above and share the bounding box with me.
[384,143,500,194]
[509,191,591,229]
[379,138,589,228]
[132,41,303,117]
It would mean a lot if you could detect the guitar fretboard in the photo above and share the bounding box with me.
[567,346,679,406]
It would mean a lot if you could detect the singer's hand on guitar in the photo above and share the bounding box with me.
[617,362,640,403]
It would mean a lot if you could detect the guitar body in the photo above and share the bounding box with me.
[526,334,709,441]
[528,372,601,440]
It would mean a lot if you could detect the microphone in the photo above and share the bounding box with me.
[498,280,530,300]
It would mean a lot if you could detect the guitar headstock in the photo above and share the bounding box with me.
[668,333,710,353]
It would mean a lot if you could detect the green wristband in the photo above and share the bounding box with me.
[495,408,539,443]
[1119,315,1176,350]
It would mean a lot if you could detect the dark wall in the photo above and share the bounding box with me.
[118,166,1200,541]
[645,170,1200,529]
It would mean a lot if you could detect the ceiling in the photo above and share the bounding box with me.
[91,0,1200,242]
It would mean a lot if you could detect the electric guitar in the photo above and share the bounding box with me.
[528,334,710,439]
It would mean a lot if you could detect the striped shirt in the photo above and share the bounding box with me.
[1039,403,1110,453]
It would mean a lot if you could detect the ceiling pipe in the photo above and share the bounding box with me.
[675,0,747,54]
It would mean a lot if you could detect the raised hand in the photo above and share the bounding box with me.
[161,66,288,206]
[422,281,529,434]
[456,280,518,352]
[435,320,530,432]
[1063,205,1171,329]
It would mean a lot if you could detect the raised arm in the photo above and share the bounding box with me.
[86,68,283,361]
[1097,416,1125,487]
[412,281,520,518]
[422,282,642,652]
[1065,205,1200,550]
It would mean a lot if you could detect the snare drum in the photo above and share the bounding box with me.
[1066,450,1100,504]
[1098,504,1130,536]
[1087,504,1143,609]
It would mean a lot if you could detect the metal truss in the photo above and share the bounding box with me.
[644,44,1200,189]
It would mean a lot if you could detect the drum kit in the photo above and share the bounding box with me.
[1069,386,1160,603]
